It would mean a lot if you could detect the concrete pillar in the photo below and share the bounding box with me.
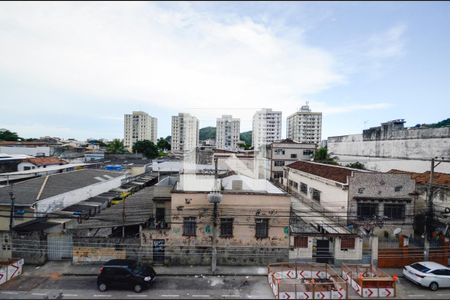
[370,235,379,267]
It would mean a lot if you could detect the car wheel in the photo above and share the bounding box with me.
[430,282,439,291]
[98,283,107,292]
[134,284,143,293]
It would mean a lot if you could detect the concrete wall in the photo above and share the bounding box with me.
[285,168,349,218]
[333,237,363,262]
[35,175,125,214]
[289,236,313,260]
[333,155,450,173]
[0,146,52,157]
[328,130,450,161]
[73,247,126,264]
[12,231,47,265]
[72,237,140,264]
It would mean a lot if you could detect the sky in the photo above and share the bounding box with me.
[0,1,449,141]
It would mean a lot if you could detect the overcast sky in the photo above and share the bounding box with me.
[1,2,449,141]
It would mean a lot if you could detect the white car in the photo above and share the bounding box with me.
[403,261,450,291]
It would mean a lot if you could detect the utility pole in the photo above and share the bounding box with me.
[208,157,222,274]
[424,157,450,261]
[122,194,126,238]
[9,185,15,232]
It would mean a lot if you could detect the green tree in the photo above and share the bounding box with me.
[106,139,126,154]
[345,161,366,170]
[240,131,252,145]
[133,140,159,159]
[157,137,171,151]
[0,129,21,141]
[313,147,338,165]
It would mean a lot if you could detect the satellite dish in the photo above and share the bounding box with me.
[393,228,402,235]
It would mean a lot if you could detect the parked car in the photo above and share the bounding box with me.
[403,261,450,291]
[97,259,156,293]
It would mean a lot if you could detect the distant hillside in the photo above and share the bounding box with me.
[240,131,252,145]
[199,127,216,141]
[414,118,450,129]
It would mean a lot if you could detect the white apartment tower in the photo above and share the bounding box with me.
[287,102,322,144]
[252,108,282,151]
[124,111,157,151]
[216,115,240,151]
[171,113,199,153]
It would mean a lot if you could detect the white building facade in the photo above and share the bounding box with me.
[216,115,240,151]
[124,111,158,151]
[287,103,322,144]
[171,113,199,153]
[252,108,282,152]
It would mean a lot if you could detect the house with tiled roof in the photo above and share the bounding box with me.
[284,161,417,238]
[17,156,67,172]
[388,169,450,224]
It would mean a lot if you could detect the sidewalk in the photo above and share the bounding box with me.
[22,261,269,277]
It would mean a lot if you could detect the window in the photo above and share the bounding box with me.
[220,218,233,237]
[255,218,269,239]
[300,183,308,194]
[357,203,378,220]
[431,269,450,276]
[274,160,285,166]
[303,150,314,156]
[384,204,405,220]
[394,186,403,192]
[290,154,297,159]
[24,166,31,171]
[312,188,321,202]
[274,149,285,155]
[183,217,196,236]
[273,171,284,179]
[294,236,308,248]
[341,238,355,250]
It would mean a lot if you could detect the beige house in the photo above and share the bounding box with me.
[142,173,291,265]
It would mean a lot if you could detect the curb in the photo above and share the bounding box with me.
[62,273,268,277]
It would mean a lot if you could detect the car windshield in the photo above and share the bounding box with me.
[410,263,431,273]
[131,263,149,275]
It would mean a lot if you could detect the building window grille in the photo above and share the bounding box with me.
[294,236,308,248]
[255,218,269,239]
[357,203,378,220]
[384,204,405,220]
[220,218,233,237]
[312,188,321,202]
[341,238,355,250]
[183,217,196,236]
[300,183,308,194]
[274,160,285,167]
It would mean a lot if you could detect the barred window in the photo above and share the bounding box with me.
[255,218,269,239]
[384,204,405,220]
[294,236,308,248]
[357,203,378,220]
[183,217,196,236]
[220,218,233,237]
[312,188,321,202]
[341,238,355,250]
[300,183,308,194]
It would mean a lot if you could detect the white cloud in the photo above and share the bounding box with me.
[0,2,343,129]
[367,24,407,59]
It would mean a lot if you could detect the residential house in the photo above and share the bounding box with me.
[284,161,416,238]
[141,172,291,265]
[17,157,67,172]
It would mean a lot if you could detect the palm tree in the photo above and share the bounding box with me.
[106,139,127,154]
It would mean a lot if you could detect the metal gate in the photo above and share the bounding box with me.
[316,239,331,263]
[47,234,73,260]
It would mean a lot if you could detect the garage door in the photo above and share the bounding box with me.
[47,234,73,260]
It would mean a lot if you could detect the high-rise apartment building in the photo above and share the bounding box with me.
[171,113,199,153]
[252,108,282,151]
[216,115,240,151]
[124,111,157,151]
[287,103,322,144]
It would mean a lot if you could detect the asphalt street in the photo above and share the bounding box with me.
[0,275,273,299]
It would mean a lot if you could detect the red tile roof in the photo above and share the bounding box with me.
[388,169,450,186]
[286,161,362,184]
[26,157,66,166]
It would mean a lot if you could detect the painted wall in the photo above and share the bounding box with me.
[285,168,349,218]
[35,175,125,214]
[289,236,313,259]
[0,146,52,157]
[334,237,363,261]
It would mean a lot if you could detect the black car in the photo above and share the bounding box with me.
[97,259,156,293]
